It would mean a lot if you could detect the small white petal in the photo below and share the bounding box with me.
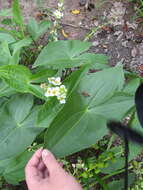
[60,99,66,104]
[48,77,61,86]
[58,2,63,7]
[58,94,66,99]
[53,10,63,19]
[45,92,51,97]
[50,87,60,96]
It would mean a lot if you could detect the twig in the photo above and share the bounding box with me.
[60,22,91,31]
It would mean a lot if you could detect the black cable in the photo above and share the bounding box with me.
[106,83,143,190]
[107,121,143,190]
[124,136,129,190]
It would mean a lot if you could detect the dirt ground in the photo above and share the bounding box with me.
[0,0,143,189]
[0,0,143,74]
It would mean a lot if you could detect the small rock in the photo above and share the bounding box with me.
[122,41,128,47]
[92,41,99,46]
[126,21,138,30]
[134,34,143,43]
[114,31,123,41]
[125,31,134,41]
[107,2,126,26]
[131,47,138,57]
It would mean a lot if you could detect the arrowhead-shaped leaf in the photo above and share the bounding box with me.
[37,66,88,128]
[0,65,31,92]
[44,65,132,158]
[27,18,51,40]
[0,65,45,99]
[33,40,92,69]
[3,150,33,184]
[0,94,44,160]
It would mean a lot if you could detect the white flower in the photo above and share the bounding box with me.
[45,87,60,97]
[45,87,53,97]
[58,2,63,8]
[53,36,58,41]
[48,77,61,86]
[59,97,66,104]
[40,83,46,89]
[57,94,66,104]
[44,77,67,104]
[51,87,60,96]
[58,94,66,99]
[59,85,67,94]
[60,100,66,104]
[54,77,61,85]
[48,77,55,84]
[53,10,63,19]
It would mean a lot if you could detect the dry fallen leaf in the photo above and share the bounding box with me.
[36,11,47,20]
[61,29,69,38]
[71,9,80,15]
[101,26,114,33]
[138,64,143,72]
[136,17,143,24]
[123,21,128,32]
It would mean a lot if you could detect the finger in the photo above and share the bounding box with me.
[59,162,64,168]
[27,148,43,167]
[44,168,49,178]
[42,149,64,177]
[25,148,43,181]
[37,160,46,171]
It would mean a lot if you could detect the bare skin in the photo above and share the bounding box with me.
[25,148,83,190]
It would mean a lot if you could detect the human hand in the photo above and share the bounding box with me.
[25,148,83,190]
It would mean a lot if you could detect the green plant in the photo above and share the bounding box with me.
[129,0,143,18]
[128,161,143,190]
[0,0,142,189]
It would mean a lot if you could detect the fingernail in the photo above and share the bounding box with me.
[42,149,50,157]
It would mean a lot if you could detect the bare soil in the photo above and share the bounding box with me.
[0,0,143,74]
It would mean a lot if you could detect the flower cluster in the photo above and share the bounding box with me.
[53,10,63,19]
[49,0,64,41]
[40,77,67,104]
[53,1,64,19]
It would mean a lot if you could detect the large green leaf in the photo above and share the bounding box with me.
[31,67,57,83]
[129,113,143,160]
[0,150,32,185]
[3,151,33,184]
[37,66,88,128]
[11,37,32,54]
[92,93,134,120]
[0,33,16,44]
[33,40,92,69]
[0,94,44,160]
[37,97,62,128]
[0,80,15,98]
[28,84,46,100]
[123,78,140,95]
[108,173,135,189]
[78,65,124,106]
[77,53,109,69]
[44,65,130,158]
[10,37,32,64]
[0,41,12,66]
[0,65,46,99]
[27,18,51,40]
[0,65,31,92]
[101,146,124,174]
[8,94,33,123]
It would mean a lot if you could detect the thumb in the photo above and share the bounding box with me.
[42,149,64,176]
